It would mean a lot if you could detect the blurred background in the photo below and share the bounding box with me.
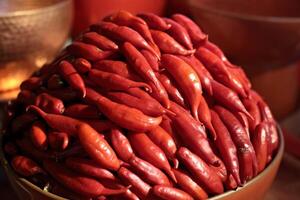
[0,0,299,199]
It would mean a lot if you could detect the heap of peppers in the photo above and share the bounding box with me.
[2,11,279,200]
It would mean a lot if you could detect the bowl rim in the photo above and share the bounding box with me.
[188,0,300,23]
[0,0,72,17]
[0,125,284,200]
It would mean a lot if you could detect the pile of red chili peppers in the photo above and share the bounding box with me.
[2,11,279,200]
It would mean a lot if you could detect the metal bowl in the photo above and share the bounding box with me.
[0,126,284,200]
[0,0,73,99]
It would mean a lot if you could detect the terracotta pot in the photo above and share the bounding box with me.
[0,126,284,200]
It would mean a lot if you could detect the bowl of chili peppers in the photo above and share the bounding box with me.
[1,11,283,200]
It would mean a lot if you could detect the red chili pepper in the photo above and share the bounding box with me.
[51,182,90,200]
[111,189,140,200]
[252,123,268,173]
[210,80,252,119]
[107,91,168,117]
[122,42,170,108]
[161,54,202,120]
[195,47,247,98]
[209,158,228,183]
[149,185,193,200]
[109,128,134,162]
[11,113,37,134]
[92,22,158,58]
[67,41,115,62]
[242,98,261,133]
[172,169,208,200]
[141,49,160,72]
[164,18,193,50]
[210,110,241,185]
[17,90,36,106]
[179,55,213,96]
[128,156,172,186]
[20,77,43,91]
[81,119,116,132]
[148,126,179,168]
[34,93,65,115]
[46,87,79,102]
[43,159,127,197]
[78,123,120,171]
[128,132,176,182]
[65,157,118,182]
[58,60,86,97]
[156,72,186,108]
[137,13,171,31]
[214,105,257,183]
[234,112,251,138]
[118,167,151,199]
[47,74,65,90]
[11,155,44,177]
[227,64,252,92]
[73,58,92,74]
[172,14,207,47]
[27,105,81,136]
[151,30,195,55]
[16,138,52,161]
[48,131,69,151]
[4,142,18,156]
[85,88,162,132]
[224,174,238,190]
[64,104,100,119]
[177,147,224,194]
[54,145,85,160]
[29,121,48,151]
[160,115,181,147]
[82,32,118,51]
[88,69,151,92]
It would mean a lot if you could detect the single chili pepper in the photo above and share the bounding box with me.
[58,60,86,97]
[82,32,118,51]
[65,157,118,182]
[118,167,151,199]
[78,123,120,171]
[122,42,170,108]
[156,72,186,107]
[17,89,36,105]
[20,77,43,91]
[264,121,278,162]
[73,58,92,74]
[172,14,207,47]
[109,128,134,162]
[67,41,115,62]
[242,98,261,133]
[11,113,37,134]
[86,88,162,132]
[210,159,228,183]
[11,155,44,177]
[226,63,252,91]
[210,110,241,185]
[210,80,252,119]
[172,169,208,200]
[46,87,79,102]
[164,18,193,50]
[224,174,238,190]
[28,121,48,151]
[27,105,81,136]
[107,91,169,117]
[196,47,247,98]
[48,131,69,151]
[148,126,179,168]
[91,22,158,58]
[47,74,65,90]
[151,30,195,55]
[177,147,224,194]
[128,132,177,182]
[81,119,116,132]
[4,142,18,156]
[204,41,228,61]
[160,115,181,147]
[252,123,268,173]
[43,159,127,197]
[214,105,257,183]
[64,104,100,119]
[128,156,172,186]
[16,138,52,161]
[161,54,202,120]
[34,93,65,115]
[88,69,152,92]
[234,112,250,138]
[137,13,171,31]
[179,55,213,96]
[149,185,193,200]
[141,49,160,72]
